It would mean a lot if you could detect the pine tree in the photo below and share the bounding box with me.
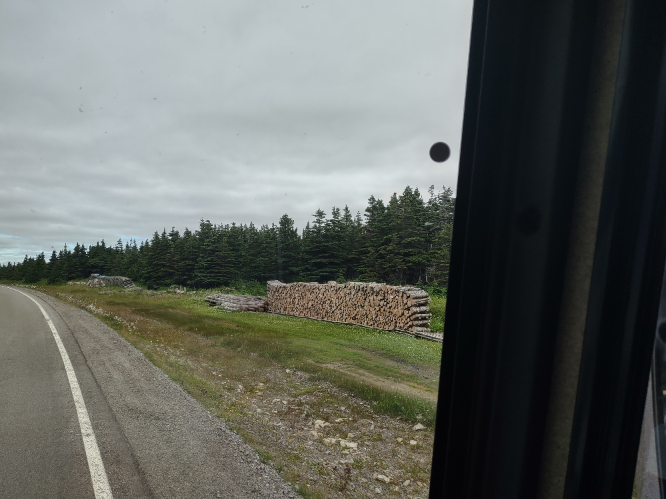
[325,207,346,280]
[359,196,389,281]
[174,228,196,286]
[394,186,429,284]
[23,253,46,283]
[239,223,260,281]
[224,223,245,282]
[164,227,181,284]
[252,224,278,282]
[425,185,455,290]
[137,240,150,284]
[71,243,88,279]
[277,214,301,282]
[122,240,141,282]
[58,245,74,281]
[88,240,111,275]
[301,209,335,282]
[109,239,125,275]
[144,230,172,287]
[193,220,233,288]
[340,206,364,280]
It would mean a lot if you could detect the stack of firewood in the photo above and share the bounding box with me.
[205,294,267,312]
[266,281,431,332]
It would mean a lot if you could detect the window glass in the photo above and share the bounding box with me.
[634,269,666,498]
[0,1,473,497]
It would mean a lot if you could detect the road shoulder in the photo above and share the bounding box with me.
[22,287,298,499]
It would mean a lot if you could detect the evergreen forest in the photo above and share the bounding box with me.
[0,186,454,294]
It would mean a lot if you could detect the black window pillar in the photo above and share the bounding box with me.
[428,0,666,497]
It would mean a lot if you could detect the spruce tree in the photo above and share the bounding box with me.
[23,253,46,283]
[325,207,345,280]
[110,239,125,275]
[122,240,141,282]
[88,240,111,275]
[46,250,64,284]
[301,209,333,282]
[193,220,233,288]
[425,185,455,290]
[71,243,88,279]
[359,196,389,282]
[174,228,196,286]
[277,214,301,282]
[340,206,363,280]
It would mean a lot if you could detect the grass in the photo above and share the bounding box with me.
[257,448,274,464]
[226,280,268,297]
[30,284,441,424]
[429,296,446,333]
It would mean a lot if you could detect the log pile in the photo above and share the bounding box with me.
[266,281,431,332]
[88,275,137,289]
[205,294,267,312]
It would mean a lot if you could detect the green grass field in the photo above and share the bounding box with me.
[429,296,446,332]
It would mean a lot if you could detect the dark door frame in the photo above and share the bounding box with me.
[428,0,666,497]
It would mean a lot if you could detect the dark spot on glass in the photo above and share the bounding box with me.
[429,142,450,163]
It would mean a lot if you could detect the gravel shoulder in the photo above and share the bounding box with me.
[23,287,299,499]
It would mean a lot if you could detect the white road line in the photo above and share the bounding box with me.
[4,286,113,499]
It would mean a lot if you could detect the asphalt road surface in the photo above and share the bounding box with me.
[0,286,298,499]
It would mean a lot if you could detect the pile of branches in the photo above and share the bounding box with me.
[88,275,137,289]
[266,281,431,332]
[205,293,267,312]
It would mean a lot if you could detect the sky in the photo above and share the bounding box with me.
[0,0,473,264]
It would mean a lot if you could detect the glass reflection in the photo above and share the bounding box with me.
[634,269,666,497]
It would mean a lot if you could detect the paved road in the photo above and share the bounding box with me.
[0,286,298,499]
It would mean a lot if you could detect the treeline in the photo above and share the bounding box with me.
[0,186,454,292]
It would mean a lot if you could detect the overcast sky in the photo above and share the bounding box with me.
[1,0,473,264]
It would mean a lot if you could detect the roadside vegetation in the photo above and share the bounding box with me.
[18,282,443,498]
[427,296,446,333]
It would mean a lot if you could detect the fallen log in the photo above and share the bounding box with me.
[88,275,138,289]
[205,294,267,312]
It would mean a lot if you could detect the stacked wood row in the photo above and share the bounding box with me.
[205,294,267,312]
[88,275,137,288]
[266,280,431,332]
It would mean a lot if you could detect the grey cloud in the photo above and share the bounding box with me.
[1,0,472,264]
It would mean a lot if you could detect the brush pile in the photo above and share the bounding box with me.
[205,294,268,312]
[88,275,137,289]
[266,281,431,332]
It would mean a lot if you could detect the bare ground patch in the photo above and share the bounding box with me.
[313,361,438,403]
